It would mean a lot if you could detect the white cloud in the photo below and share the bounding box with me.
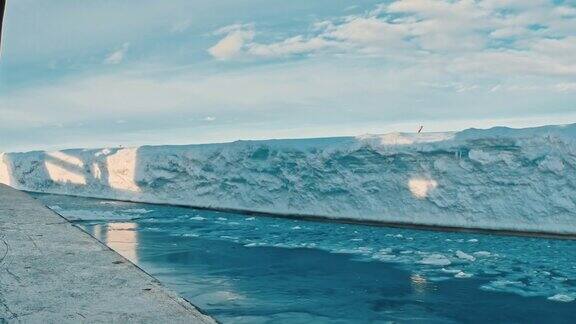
[324,17,411,51]
[104,42,130,65]
[2,57,575,152]
[208,24,254,60]
[555,83,576,93]
[3,56,574,134]
[4,0,576,152]
[489,84,502,92]
[171,19,192,33]
[247,36,335,57]
[207,0,576,78]
[451,49,576,77]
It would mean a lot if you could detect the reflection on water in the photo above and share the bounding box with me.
[106,223,139,263]
[410,273,430,298]
[90,223,138,263]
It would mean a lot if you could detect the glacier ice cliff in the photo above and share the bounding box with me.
[1,123,575,234]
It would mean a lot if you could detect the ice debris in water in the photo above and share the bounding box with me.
[124,208,153,214]
[420,254,452,266]
[36,191,576,303]
[441,268,461,274]
[455,250,476,262]
[547,294,575,303]
[455,271,473,279]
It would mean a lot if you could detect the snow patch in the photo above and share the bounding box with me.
[408,178,438,199]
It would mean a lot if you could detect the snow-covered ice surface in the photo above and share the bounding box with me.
[34,194,576,323]
[3,123,576,234]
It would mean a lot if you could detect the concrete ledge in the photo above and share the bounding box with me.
[0,184,215,323]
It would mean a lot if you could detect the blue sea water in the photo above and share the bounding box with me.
[33,193,576,323]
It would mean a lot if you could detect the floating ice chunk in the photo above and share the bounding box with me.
[99,201,121,205]
[190,216,206,221]
[372,252,396,262]
[332,248,348,254]
[217,217,228,221]
[455,250,476,262]
[420,254,451,266]
[548,294,575,303]
[355,247,373,254]
[468,239,478,243]
[455,271,473,278]
[482,269,501,275]
[481,280,525,293]
[124,208,153,214]
[441,268,461,274]
[245,217,256,221]
[291,226,302,230]
[473,251,491,257]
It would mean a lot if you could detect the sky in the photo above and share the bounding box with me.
[0,0,575,152]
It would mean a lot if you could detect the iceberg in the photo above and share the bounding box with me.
[1,123,575,234]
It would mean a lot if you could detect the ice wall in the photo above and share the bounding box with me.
[2,124,576,234]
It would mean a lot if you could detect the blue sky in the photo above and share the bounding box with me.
[1,0,575,151]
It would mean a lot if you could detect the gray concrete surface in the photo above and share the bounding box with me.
[0,184,215,323]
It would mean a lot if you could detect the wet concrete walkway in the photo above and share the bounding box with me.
[0,184,215,323]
